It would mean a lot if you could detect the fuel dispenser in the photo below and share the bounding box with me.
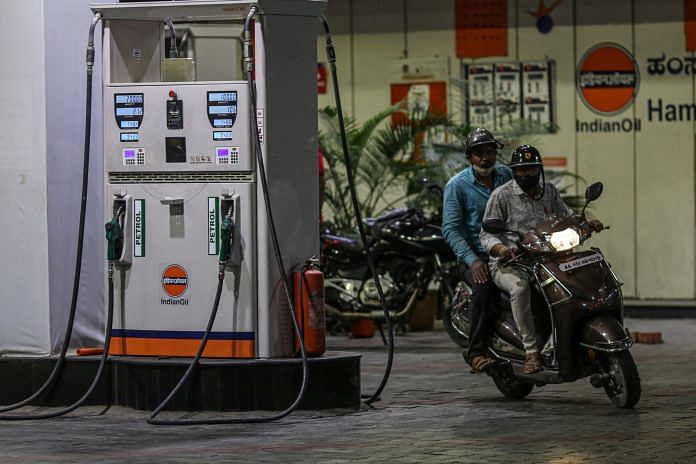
[97,1,325,361]
[0,0,393,423]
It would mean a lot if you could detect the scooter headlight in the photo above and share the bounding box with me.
[548,228,581,252]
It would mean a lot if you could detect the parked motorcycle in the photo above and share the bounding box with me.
[453,182,640,408]
[321,196,460,338]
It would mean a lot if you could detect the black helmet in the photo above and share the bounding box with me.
[510,145,543,168]
[465,127,503,157]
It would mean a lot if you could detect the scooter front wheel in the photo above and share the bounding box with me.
[600,350,642,408]
[491,365,534,399]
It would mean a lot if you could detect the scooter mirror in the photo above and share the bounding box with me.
[585,182,603,202]
[482,218,510,234]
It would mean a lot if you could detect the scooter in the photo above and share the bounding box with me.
[455,182,641,408]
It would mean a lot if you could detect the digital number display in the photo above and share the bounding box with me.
[208,92,237,102]
[120,133,139,142]
[207,91,237,128]
[115,94,144,104]
[213,131,233,141]
[116,107,144,116]
[213,119,234,127]
[208,106,237,115]
[120,120,140,129]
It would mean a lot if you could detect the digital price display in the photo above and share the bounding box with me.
[213,119,233,127]
[207,90,237,128]
[208,106,237,115]
[115,94,144,104]
[116,107,144,116]
[114,93,144,130]
[120,132,139,142]
[213,131,233,141]
[208,92,237,102]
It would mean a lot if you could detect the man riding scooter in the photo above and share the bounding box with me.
[442,128,512,373]
[480,145,603,374]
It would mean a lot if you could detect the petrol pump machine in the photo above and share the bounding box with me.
[96,1,324,359]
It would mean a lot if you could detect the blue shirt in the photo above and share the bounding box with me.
[442,165,512,267]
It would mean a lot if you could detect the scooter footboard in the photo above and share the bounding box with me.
[578,316,633,352]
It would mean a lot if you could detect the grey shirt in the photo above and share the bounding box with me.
[480,179,573,267]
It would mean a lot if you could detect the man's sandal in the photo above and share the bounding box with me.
[524,352,542,374]
[470,355,497,374]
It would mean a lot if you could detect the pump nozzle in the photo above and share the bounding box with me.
[105,207,124,262]
[219,207,234,264]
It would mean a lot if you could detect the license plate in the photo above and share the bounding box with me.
[559,253,603,272]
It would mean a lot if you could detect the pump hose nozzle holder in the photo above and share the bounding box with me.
[219,208,234,264]
[105,207,124,263]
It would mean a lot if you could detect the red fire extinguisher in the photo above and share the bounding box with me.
[293,259,326,357]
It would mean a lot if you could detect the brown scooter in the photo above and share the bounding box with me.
[457,182,640,408]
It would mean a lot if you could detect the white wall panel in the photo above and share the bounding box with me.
[0,0,51,354]
[575,1,637,297]
[634,0,695,298]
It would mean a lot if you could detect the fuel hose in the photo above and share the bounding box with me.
[319,15,394,405]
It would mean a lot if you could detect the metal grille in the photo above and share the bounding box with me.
[108,171,255,184]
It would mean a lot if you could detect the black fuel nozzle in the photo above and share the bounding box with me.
[219,207,234,264]
[105,207,124,263]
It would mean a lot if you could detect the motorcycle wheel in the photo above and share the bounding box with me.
[441,285,469,348]
[491,365,534,399]
[600,351,642,409]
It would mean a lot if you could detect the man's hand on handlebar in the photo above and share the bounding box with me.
[492,244,517,260]
[588,219,604,232]
[471,259,490,285]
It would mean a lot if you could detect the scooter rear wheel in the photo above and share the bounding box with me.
[491,365,534,399]
[600,350,641,408]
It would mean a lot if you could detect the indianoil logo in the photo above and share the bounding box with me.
[577,43,639,116]
[162,264,188,298]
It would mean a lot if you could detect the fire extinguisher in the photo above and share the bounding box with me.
[293,257,326,357]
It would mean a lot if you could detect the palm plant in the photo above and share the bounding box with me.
[318,105,449,233]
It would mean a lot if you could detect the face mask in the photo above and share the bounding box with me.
[514,173,540,191]
[473,165,494,176]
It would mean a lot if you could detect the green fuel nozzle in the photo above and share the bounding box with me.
[219,206,234,264]
[105,207,124,262]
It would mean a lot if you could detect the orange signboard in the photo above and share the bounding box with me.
[686,0,696,51]
[455,0,508,58]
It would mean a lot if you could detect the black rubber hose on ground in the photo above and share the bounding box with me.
[0,12,103,417]
[146,7,309,425]
[0,267,115,420]
[319,15,394,405]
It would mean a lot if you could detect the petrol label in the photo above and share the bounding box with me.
[134,199,145,257]
[208,197,219,255]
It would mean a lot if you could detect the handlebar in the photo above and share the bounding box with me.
[500,250,527,267]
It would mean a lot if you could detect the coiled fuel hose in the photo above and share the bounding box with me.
[0,12,106,420]
[319,15,394,405]
[146,6,309,425]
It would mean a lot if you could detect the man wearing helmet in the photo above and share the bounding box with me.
[480,145,602,374]
[443,128,512,374]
